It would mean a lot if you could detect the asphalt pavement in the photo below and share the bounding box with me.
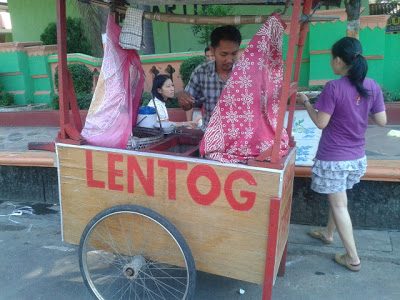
[0,201,399,300]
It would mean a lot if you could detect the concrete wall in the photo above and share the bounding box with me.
[0,166,59,203]
[292,177,400,230]
[1,165,398,230]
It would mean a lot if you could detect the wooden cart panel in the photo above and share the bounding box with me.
[57,144,295,284]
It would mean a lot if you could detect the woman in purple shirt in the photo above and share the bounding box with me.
[297,37,387,271]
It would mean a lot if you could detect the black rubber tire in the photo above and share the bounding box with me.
[78,204,196,300]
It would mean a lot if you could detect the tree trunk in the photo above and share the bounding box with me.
[139,5,156,55]
[344,0,361,39]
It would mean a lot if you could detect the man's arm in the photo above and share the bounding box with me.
[179,65,204,111]
[178,91,195,111]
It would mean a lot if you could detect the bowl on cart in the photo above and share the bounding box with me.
[154,121,176,134]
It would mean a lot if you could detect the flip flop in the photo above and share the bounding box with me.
[334,253,361,272]
[309,228,333,244]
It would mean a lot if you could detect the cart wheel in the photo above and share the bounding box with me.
[79,204,196,300]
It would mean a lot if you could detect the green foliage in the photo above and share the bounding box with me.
[179,56,206,87]
[75,93,94,110]
[0,84,15,107]
[391,91,400,101]
[191,5,242,46]
[55,64,94,94]
[52,64,94,109]
[306,85,324,103]
[141,91,153,106]
[166,95,180,109]
[51,93,93,110]
[141,91,180,108]
[50,95,59,110]
[40,17,92,55]
[380,85,398,102]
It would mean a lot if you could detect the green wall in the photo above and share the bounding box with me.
[8,0,370,54]
[4,0,397,104]
[0,50,55,105]
[8,0,80,42]
[308,21,394,90]
[383,34,400,98]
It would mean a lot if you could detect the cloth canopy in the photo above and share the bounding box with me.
[200,13,290,163]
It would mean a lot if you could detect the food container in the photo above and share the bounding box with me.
[137,106,158,128]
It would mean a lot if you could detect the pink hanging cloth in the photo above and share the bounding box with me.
[81,15,144,149]
[200,13,289,163]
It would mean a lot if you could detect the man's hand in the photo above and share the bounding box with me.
[178,91,195,111]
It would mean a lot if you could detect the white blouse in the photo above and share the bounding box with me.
[147,98,169,121]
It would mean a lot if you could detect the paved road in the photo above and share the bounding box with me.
[0,202,399,300]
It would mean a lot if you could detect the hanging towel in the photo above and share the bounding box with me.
[81,15,144,149]
[200,13,289,163]
[119,7,145,50]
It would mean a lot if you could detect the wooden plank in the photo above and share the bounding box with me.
[310,49,384,61]
[126,0,270,5]
[58,144,283,283]
[56,0,69,139]
[0,151,56,167]
[273,151,295,277]
[295,160,400,182]
[270,0,302,164]
[87,1,340,24]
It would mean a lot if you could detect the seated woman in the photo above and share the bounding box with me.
[148,74,198,128]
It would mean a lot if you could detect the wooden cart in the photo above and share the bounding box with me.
[57,133,296,299]
[51,0,338,299]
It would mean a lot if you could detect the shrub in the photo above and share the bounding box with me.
[380,85,397,102]
[306,85,324,104]
[51,93,93,110]
[141,91,180,108]
[191,5,242,46]
[140,91,152,106]
[0,84,15,106]
[179,56,206,87]
[40,17,92,55]
[166,95,180,109]
[55,64,94,94]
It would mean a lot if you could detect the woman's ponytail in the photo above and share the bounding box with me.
[331,37,369,97]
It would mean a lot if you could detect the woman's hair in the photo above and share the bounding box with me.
[331,37,369,97]
[210,25,242,49]
[152,74,172,102]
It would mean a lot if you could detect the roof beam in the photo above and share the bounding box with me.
[127,0,271,5]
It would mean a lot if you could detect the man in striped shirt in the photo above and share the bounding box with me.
[178,25,242,130]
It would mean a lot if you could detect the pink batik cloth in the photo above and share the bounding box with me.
[200,13,289,163]
[81,15,144,149]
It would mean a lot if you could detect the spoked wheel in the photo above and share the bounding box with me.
[79,205,196,300]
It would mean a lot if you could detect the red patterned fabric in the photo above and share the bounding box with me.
[200,14,289,163]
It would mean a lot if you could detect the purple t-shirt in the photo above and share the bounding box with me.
[314,77,385,161]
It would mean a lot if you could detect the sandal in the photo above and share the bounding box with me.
[334,253,361,272]
[309,228,333,244]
